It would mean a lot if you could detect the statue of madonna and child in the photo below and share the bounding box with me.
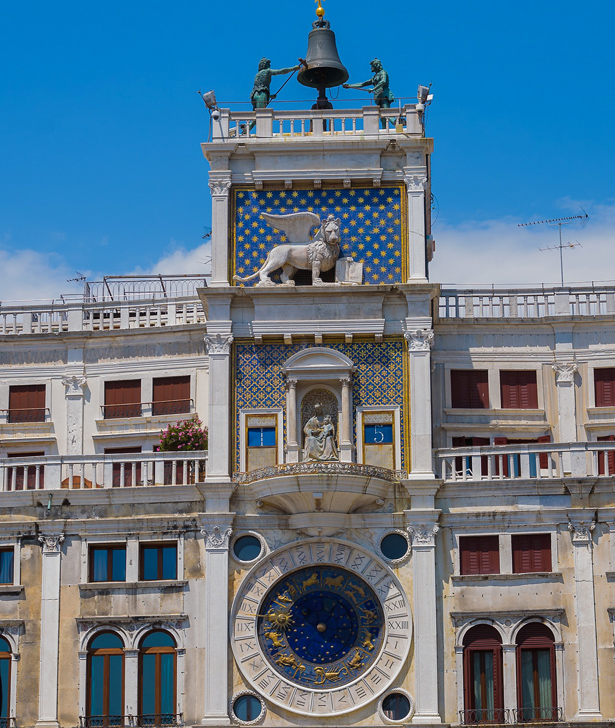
[303,410,339,462]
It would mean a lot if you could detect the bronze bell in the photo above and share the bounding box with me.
[297,23,349,91]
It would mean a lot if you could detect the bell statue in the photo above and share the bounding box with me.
[343,59,395,127]
[249,57,302,124]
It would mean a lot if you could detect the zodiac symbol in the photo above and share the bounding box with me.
[265,610,294,631]
[344,582,366,600]
[323,574,344,588]
[287,583,298,597]
[359,607,378,623]
[347,649,364,671]
[275,591,293,604]
[264,630,284,648]
[361,633,375,651]
[313,665,348,684]
[275,652,306,678]
[302,572,319,589]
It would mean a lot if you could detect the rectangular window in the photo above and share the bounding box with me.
[452,437,490,478]
[512,533,552,573]
[247,427,276,447]
[152,376,190,416]
[245,415,278,472]
[140,543,177,581]
[89,545,127,582]
[451,370,489,409]
[595,368,615,407]
[0,549,14,585]
[500,370,538,409]
[104,380,142,419]
[8,384,46,423]
[597,435,615,475]
[460,535,500,575]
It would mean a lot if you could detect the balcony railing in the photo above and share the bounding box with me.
[1,453,207,491]
[1,407,49,424]
[438,441,615,483]
[80,716,182,728]
[512,707,563,723]
[210,106,422,142]
[101,400,193,419]
[0,718,16,728]
[439,285,615,320]
[459,708,510,724]
[459,707,563,724]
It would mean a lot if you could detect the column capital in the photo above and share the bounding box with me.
[405,328,434,351]
[38,534,65,554]
[208,179,232,197]
[553,361,578,384]
[205,333,233,355]
[568,516,596,544]
[201,525,233,550]
[285,377,298,390]
[61,375,87,396]
[403,168,428,192]
[339,375,353,386]
[408,523,439,547]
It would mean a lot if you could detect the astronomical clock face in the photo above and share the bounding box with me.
[231,539,412,716]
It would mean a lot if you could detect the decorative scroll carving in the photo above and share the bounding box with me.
[404,174,428,192]
[39,534,65,553]
[407,524,439,547]
[61,375,87,396]
[568,518,596,544]
[205,333,233,355]
[202,526,233,550]
[233,461,405,484]
[553,362,578,384]
[404,329,434,351]
[208,180,232,197]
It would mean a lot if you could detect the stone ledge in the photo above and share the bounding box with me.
[451,572,562,584]
[0,585,24,595]
[79,580,187,594]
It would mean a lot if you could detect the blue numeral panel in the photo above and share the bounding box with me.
[364,424,393,444]
[248,427,276,448]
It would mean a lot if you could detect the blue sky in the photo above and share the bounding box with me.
[1,0,613,299]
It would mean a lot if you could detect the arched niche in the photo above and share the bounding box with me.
[282,348,355,464]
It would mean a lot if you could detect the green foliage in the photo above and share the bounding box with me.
[159,417,208,452]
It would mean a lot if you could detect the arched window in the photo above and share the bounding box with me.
[0,637,11,723]
[139,631,177,724]
[516,623,557,722]
[87,632,124,726]
[463,625,503,724]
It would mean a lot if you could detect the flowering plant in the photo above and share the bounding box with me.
[159,417,208,452]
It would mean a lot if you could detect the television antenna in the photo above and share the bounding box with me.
[518,211,588,286]
[67,271,87,284]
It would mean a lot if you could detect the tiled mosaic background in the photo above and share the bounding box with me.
[232,185,405,286]
[234,340,406,472]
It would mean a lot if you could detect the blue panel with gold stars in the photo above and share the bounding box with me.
[231,185,406,285]
[234,340,407,472]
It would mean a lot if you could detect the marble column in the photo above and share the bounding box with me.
[201,523,233,726]
[568,518,602,720]
[339,375,354,462]
[36,534,64,728]
[408,521,441,724]
[403,169,428,282]
[208,178,232,286]
[553,363,578,474]
[61,375,87,456]
[205,334,233,481]
[285,378,299,463]
[405,329,435,477]
[124,649,139,718]
[502,644,517,717]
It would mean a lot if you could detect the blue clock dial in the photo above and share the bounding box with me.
[257,565,384,688]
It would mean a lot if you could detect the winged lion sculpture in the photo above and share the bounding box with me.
[233,212,341,287]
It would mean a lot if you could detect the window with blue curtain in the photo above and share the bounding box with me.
[87,632,124,726]
[516,623,556,722]
[139,631,176,724]
[463,625,503,724]
[0,551,13,586]
[0,637,11,721]
[140,544,177,581]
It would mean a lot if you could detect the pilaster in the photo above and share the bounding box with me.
[36,533,64,728]
[568,516,602,720]
[407,514,441,723]
[403,168,428,282]
[201,520,234,726]
[124,648,139,717]
[61,375,87,456]
[205,334,233,481]
[405,328,435,477]
[208,175,232,286]
[553,362,578,473]
[285,378,299,463]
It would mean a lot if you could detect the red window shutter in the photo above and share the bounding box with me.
[452,371,470,408]
[105,446,142,487]
[493,436,508,477]
[537,434,551,470]
[598,434,615,475]
[152,376,190,415]
[595,368,615,407]
[452,370,488,409]
[460,535,499,575]
[104,380,141,418]
[9,385,46,423]
[7,452,45,490]
[513,533,551,573]
[501,371,537,409]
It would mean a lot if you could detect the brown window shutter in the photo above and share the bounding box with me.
[537,434,551,470]
[451,371,470,408]
[501,371,537,409]
[452,370,488,409]
[9,385,46,423]
[513,533,551,573]
[493,436,508,477]
[598,434,615,475]
[104,380,141,418]
[595,368,615,407]
[152,376,190,416]
[460,535,499,575]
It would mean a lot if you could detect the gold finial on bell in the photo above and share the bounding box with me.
[315,0,325,20]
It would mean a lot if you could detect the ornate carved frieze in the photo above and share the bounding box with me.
[202,525,233,550]
[39,534,65,553]
[205,333,233,355]
[408,524,439,547]
[61,375,87,396]
[553,362,578,384]
[233,461,405,484]
[404,329,434,351]
[208,180,232,197]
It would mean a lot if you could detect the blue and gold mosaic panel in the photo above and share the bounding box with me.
[234,340,407,472]
[231,185,406,285]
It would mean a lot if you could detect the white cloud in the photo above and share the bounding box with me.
[430,201,615,286]
[0,246,85,303]
[135,240,212,278]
